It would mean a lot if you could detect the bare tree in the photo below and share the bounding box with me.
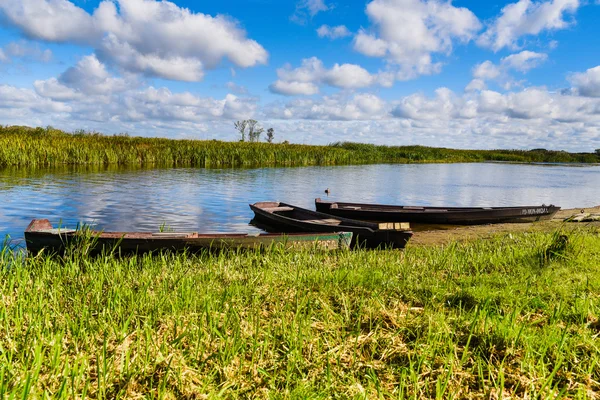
[234,120,248,142]
[247,119,264,142]
[266,127,274,143]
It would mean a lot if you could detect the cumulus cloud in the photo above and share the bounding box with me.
[0,0,268,81]
[270,81,320,96]
[473,61,502,80]
[317,25,351,39]
[477,0,580,51]
[353,0,481,79]
[0,84,72,114]
[502,50,548,72]
[568,66,600,97]
[34,54,133,101]
[8,53,259,133]
[467,51,548,91]
[269,57,392,95]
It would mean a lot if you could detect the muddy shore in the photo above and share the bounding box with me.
[410,205,600,247]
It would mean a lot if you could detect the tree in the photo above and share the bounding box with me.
[247,119,264,142]
[234,120,248,142]
[596,149,600,155]
[266,128,274,143]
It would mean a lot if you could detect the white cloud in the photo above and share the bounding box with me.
[477,0,580,51]
[467,51,548,91]
[34,54,133,101]
[392,88,478,120]
[465,79,487,92]
[353,0,481,79]
[569,65,600,97]
[0,84,72,113]
[266,93,388,121]
[269,57,393,95]
[0,0,268,81]
[473,61,502,80]
[60,54,132,95]
[0,0,98,42]
[324,64,377,89]
[96,34,205,82]
[270,81,320,96]
[33,79,82,101]
[502,50,548,72]
[317,25,351,39]
[304,0,330,15]
[262,86,600,150]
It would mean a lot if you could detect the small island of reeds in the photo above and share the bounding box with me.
[1,125,598,168]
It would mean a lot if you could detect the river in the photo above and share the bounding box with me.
[1,162,599,244]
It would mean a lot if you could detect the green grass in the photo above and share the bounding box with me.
[1,125,598,168]
[1,228,600,398]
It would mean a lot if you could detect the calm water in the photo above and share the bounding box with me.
[1,163,599,244]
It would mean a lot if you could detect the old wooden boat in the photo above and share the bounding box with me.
[315,198,561,225]
[24,219,353,255]
[249,202,413,249]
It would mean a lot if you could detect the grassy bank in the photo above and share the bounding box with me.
[1,228,599,398]
[1,125,598,167]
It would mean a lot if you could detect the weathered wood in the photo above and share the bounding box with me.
[24,219,353,255]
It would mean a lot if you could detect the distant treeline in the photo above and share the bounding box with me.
[1,125,598,168]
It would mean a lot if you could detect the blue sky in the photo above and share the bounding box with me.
[0,0,599,150]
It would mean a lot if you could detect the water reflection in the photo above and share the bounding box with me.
[1,163,599,243]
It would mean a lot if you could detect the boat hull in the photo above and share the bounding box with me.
[315,199,560,225]
[24,219,353,256]
[250,202,412,249]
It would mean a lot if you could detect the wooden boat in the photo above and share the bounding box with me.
[249,202,413,249]
[315,198,560,225]
[24,219,353,255]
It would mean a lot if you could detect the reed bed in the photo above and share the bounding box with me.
[1,228,599,398]
[1,125,597,168]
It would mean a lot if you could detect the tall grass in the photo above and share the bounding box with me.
[1,228,599,397]
[1,125,598,168]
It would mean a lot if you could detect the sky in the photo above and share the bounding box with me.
[0,0,599,151]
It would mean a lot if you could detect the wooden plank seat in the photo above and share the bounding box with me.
[263,206,294,213]
[304,218,341,225]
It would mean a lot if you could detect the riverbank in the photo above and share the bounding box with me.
[1,125,598,167]
[1,223,599,398]
[411,205,600,246]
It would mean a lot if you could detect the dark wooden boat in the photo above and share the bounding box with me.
[315,198,561,225]
[249,202,413,249]
[24,219,353,255]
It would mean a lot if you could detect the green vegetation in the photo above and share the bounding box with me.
[1,228,599,398]
[1,125,598,168]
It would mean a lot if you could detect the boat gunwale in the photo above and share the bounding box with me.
[315,198,561,215]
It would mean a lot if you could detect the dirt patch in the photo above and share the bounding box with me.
[409,205,600,247]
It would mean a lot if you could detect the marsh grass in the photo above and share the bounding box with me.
[1,228,600,398]
[1,125,598,168]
